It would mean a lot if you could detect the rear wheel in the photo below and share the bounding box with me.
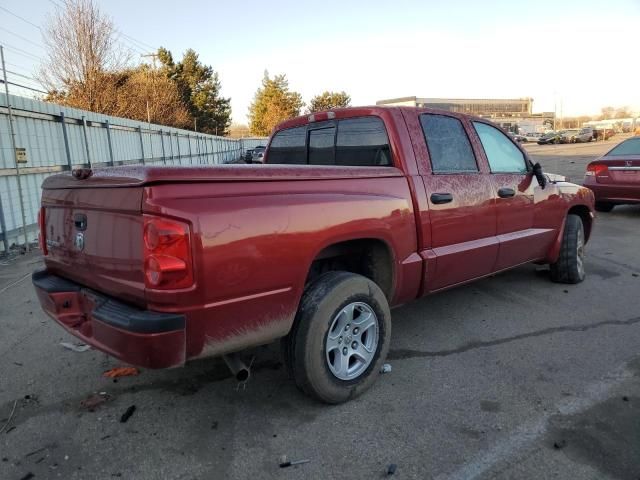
[283,271,391,404]
[550,214,586,284]
[595,202,615,212]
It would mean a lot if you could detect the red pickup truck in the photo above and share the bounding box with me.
[33,107,595,403]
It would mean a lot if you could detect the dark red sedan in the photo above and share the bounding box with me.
[584,136,640,212]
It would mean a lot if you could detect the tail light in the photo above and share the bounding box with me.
[585,163,608,177]
[38,207,48,255]
[143,215,194,289]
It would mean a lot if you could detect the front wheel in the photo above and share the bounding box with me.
[550,214,586,284]
[283,271,391,404]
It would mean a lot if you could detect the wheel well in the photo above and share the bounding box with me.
[306,239,394,301]
[568,205,592,241]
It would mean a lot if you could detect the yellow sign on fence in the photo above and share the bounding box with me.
[15,148,27,163]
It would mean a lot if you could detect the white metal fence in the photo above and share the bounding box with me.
[0,92,266,253]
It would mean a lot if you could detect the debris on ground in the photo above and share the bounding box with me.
[387,463,397,475]
[622,396,629,402]
[25,447,49,458]
[19,473,34,480]
[60,342,91,353]
[120,405,136,423]
[632,273,639,277]
[278,455,310,468]
[0,400,17,434]
[380,363,392,374]
[103,367,139,378]
[80,392,112,412]
[553,439,567,450]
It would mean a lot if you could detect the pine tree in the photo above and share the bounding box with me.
[308,91,351,113]
[158,48,231,135]
[248,72,304,136]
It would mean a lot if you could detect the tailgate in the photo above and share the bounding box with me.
[41,185,146,307]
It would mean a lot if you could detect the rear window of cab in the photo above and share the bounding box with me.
[267,116,392,167]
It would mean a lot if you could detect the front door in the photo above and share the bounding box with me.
[471,121,555,269]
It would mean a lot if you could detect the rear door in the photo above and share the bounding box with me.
[471,121,556,268]
[412,112,498,291]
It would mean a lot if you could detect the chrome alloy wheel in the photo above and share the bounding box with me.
[325,302,379,380]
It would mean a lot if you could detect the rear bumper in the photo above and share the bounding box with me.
[583,181,640,204]
[32,270,186,368]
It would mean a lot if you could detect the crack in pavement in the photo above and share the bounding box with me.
[388,316,640,360]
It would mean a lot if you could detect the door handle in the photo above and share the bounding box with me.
[74,213,87,231]
[430,193,453,204]
[498,187,515,198]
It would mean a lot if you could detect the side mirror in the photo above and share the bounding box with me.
[532,162,547,189]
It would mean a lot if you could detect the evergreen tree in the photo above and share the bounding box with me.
[248,72,304,136]
[158,47,231,135]
[308,91,351,113]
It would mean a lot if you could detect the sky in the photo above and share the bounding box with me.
[1,0,639,124]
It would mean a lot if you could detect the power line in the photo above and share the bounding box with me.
[0,6,42,31]
[120,31,156,52]
[4,61,33,75]
[6,70,43,85]
[48,0,64,7]
[1,43,43,62]
[0,26,46,51]
[0,79,47,95]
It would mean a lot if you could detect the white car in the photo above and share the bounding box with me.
[520,132,542,143]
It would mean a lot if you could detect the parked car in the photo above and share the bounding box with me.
[584,136,640,212]
[537,131,562,144]
[521,132,542,142]
[594,128,616,141]
[243,149,254,162]
[575,127,594,143]
[512,133,527,143]
[251,145,266,162]
[559,129,580,144]
[33,106,595,403]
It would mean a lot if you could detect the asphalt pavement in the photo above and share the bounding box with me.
[1,138,639,479]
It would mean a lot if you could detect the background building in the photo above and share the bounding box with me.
[376,96,555,133]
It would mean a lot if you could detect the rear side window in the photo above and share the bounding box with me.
[473,122,527,173]
[420,114,477,173]
[336,117,391,166]
[607,138,640,156]
[308,127,336,165]
[267,126,306,164]
[267,116,393,166]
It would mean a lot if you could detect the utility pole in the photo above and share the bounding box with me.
[553,93,557,131]
[1,45,29,251]
[141,53,159,162]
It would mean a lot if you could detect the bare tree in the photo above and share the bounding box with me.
[39,0,131,112]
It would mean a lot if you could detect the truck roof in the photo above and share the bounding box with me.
[274,106,486,133]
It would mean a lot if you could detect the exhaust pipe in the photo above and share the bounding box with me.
[223,353,250,382]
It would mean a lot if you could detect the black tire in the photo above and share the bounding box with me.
[283,271,391,404]
[595,202,614,212]
[550,214,586,284]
